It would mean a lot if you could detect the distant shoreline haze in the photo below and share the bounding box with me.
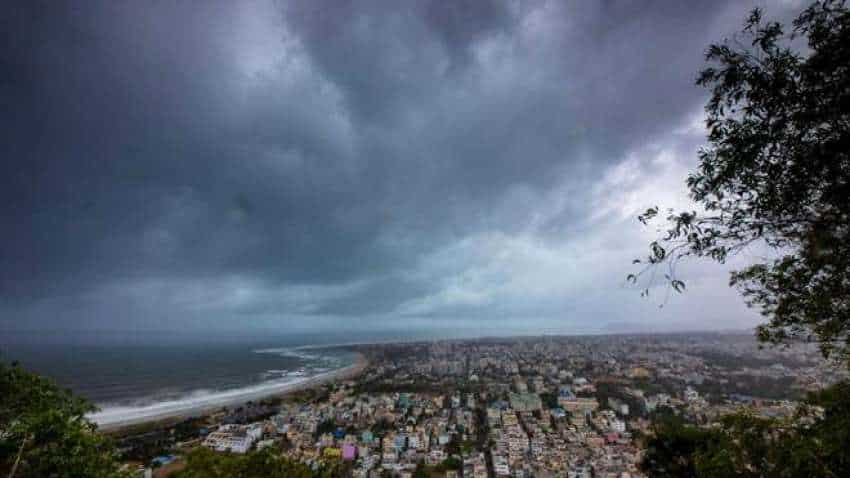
[0,324,756,347]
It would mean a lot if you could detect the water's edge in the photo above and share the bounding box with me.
[92,353,367,431]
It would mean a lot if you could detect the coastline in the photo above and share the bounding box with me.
[94,352,368,433]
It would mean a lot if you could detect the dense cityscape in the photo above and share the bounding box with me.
[116,333,846,477]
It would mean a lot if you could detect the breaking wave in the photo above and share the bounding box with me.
[252,347,322,361]
[88,362,354,429]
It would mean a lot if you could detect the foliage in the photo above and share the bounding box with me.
[413,460,430,478]
[444,434,462,456]
[0,360,130,478]
[315,419,337,439]
[173,447,315,478]
[631,0,850,363]
[539,392,559,409]
[641,380,850,477]
[370,417,393,435]
[696,375,801,402]
[640,415,726,478]
[594,382,646,417]
[435,456,462,472]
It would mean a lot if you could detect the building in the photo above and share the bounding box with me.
[559,396,599,415]
[509,393,542,412]
[203,424,262,454]
[342,444,357,461]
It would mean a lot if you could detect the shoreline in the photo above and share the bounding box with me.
[94,352,368,433]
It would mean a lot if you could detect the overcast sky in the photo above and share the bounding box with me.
[1,0,803,337]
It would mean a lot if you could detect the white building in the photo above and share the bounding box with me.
[610,419,626,433]
[203,424,263,454]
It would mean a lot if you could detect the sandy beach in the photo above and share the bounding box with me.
[93,352,368,432]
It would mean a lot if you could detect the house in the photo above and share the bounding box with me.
[342,444,357,461]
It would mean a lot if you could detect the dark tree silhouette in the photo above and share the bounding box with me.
[637,1,850,475]
[0,361,131,478]
[641,382,850,477]
[631,0,850,364]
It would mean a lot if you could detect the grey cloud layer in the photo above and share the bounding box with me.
[0,0,797,332]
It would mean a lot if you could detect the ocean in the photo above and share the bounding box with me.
[0,331,374,427]
[0,328,476,427]
[4,342,353,404]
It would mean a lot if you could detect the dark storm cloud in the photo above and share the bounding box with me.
[0,0,801,331]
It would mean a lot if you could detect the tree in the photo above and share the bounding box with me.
[640,380,850,477]
[631,0,850,364]
[174,447,315,478]
[539,392,559,409]
[314,419,337,439]
[0,360,130,478]
[640,415,726,478]
[413,460,430,478]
